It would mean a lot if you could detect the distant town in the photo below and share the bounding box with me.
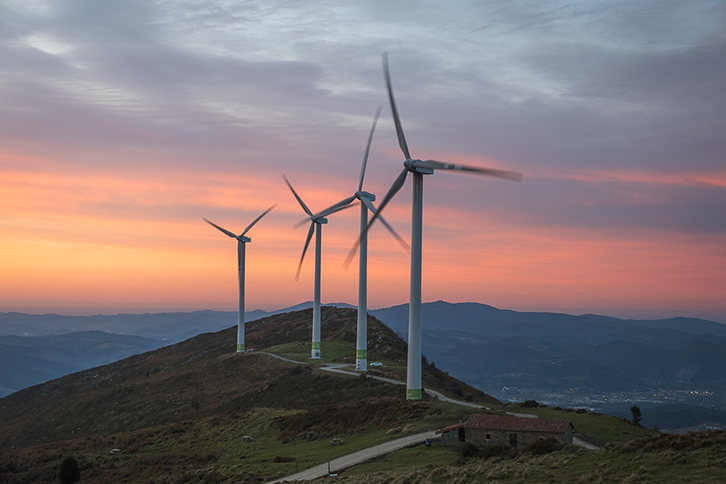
[489,386,726,431]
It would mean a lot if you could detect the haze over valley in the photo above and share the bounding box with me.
[3,301,725,432]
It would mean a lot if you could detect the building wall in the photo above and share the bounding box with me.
[466,426,573,448]
[440,429,463,446]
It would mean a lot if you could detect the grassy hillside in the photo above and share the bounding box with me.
[331,430,726,483]
[3,306,713,483]
[0,307,496,482]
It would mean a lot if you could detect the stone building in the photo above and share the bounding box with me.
[437,414,573,448]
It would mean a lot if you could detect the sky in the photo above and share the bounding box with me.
[1,0,725,322]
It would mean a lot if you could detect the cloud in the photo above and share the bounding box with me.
[1,0,725,318]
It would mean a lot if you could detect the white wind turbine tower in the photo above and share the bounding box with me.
[204,204,276,353]
[284,175,351,359]
[356,52,523,399]
[315,107,410,371]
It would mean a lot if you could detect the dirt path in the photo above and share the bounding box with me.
[265,430,437,483]
[261,352,598,484]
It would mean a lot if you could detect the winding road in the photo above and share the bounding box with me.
[259,352,598,482]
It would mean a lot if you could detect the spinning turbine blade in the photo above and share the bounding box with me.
[359,196,410,252]
[293,217,311,230]
[414,160,523,181]
[322,202,356,217]
[367,166,408,232]
[241,203,278,237]
[283,175,313,217]
[343,166,409,269]
[296,222,315,281]
[314,195,357,219]
[203,218,238,238]
[358,105,382,192]
[383,52,411,160]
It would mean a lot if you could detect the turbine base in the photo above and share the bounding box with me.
[406,388,422,400]
[237,344,245,353]
[355,349,367,371]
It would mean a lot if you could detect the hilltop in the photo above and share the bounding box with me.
[0,306,498,483]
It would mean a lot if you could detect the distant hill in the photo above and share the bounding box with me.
[3,301,725,395]
[369,301,726,391]
[0,331,163,396]
[0,302,355,340]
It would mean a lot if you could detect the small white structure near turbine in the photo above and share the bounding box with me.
[284,175,351,359]
[317,107,409,371]
[354,52,523,399]
[203,204,276,353]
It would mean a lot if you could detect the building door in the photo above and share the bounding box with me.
[458,428,465,442]
[509,433,517,448]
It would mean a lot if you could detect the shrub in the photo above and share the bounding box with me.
[457,443,479,458]
[478,444,512,459]
[58,456,81,484]
[522,437,563,455]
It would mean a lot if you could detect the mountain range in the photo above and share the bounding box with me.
[2,301,725,397]
[1,306,722,484]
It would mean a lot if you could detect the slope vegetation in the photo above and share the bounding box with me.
[0,307,493,483]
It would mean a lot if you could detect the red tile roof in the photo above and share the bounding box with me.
[464,414,571,433]
[435,423,464,434]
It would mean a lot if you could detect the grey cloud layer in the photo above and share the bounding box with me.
[1,0,724,237]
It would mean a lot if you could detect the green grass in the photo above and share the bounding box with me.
[510,406,657,443]
[342,439,459,477]
[264,341,408,373]
[264,341,356,366]
[326,431,726,483]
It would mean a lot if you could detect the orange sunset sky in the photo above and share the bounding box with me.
[1,1,725,322]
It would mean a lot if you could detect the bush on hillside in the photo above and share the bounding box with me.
[522,437,563,455]
[58,456,80,484]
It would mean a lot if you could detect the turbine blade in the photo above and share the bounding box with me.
[382,52,411,160]
[378,213,410,252]
[325,202,357,216]
[358,105,382,192]
[414,160,523,181]
[370,166,408,228]
[314,195,356,219]
[293,217,310,230]
[360,197,410,253]
[296,222,315,281]
[283,175,313,217]
[203,218,238,238]
[241,203,277,237]
[343,167,409,270]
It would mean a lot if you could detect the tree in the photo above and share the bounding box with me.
[630,405,642,425]
[58,456,80,484]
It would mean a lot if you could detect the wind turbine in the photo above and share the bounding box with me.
[284,175,351,359]
[359,52,523,399]
[203,203,276,353]
[314,106,410,371]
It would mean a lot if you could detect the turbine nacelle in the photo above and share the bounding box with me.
[355,190,375,201]
[313,217,328,225]
[236,235,251,243]
[404,159,433,175]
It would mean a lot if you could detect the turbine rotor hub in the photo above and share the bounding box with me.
[404,159,433,175]
[356,191,375,201]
